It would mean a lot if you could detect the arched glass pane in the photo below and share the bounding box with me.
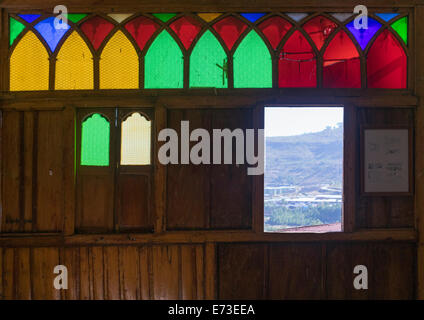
[170,16,202,50]
[121,113,151,165]
[303,16,338,51]
[10,18,26,46]
[80,16,115,50]
[240,13,266,23]
[18,14,41,23]
[34,17,70,52]
[66,13,88,24]
[367,29,407,89]
[376,13,399,22]
[55,31,94,90]
[10,31,49,91]
[279,30,316,88]
[190,30,228,88]
[346,17,381,50]
[213,16,247,50]
[152,13,176,23]
[258,16,292,50]
[145,30,184,89]
[391,17,408,45]
[323,31,361,88]
[108,14,133,24]
[100,30,139,89]
[81,114,110,166]
[197,13,222,22]
[125,16,159,51]
[233,30,272,88]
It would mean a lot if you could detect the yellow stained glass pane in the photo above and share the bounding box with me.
[197,13,222,22]
[55,31,94,90]
[10,31,49,91]
[100,30,139,89]
[121,113,151,165]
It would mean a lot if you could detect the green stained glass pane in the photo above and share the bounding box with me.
[145,30,184,89]
[190,30,228,88]
[233,30,272,88]
[81,113,110,166]
[10,18,26,46]
[152,13,176,22]
[66,13,88,24]
[391,17,408,45]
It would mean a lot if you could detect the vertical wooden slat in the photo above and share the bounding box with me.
[119,246,140,300]
[23,112,34,232]
[31,247,61,300]
[252,103,264,233]
[15,248,31,299]
[63,247,80,300]
[181,245,196,299]
[204,242,217,299]
[152,245,179,299]
[90,247,105,300]
[3,248,14,299]
[195,245,205,300]
[0,248,3,300]
[139,246,151,300]
[79,247,91,300]
[104,246,120,300]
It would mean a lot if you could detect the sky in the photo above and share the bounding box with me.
[265,107,344,137]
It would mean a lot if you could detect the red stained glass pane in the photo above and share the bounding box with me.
[258,16,292,50]
[81,16,115,50]
[323,30,361,88]
[213,16,247,50]
[125,16,159,51]
[303,16,338,51]
[170,16,202,50]
[367,29,407,89]
[279,30,316,87]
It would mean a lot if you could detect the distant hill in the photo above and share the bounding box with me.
[265,124,343,187]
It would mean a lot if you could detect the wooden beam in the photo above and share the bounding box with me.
[154,102,166,234]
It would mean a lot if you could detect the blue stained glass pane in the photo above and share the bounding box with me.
[346,17,381,50]
[375,13,399,22]
[18,14,41,23]
[34,17,70,52]
[240,13,266,23]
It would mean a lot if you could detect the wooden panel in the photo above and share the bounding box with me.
[79,247,91,299]
[357,108,415,228]
[77,175,114,232]
[36,111,64,232]
[63,247,80,300]
[326,243,415,299]
[23,112,34,232]
[210,109,252,229]
[90,247,105,300]
[104,247,120,300]
[139,246,151,300]
[181,245,204,299]
[31,247,60,300]
[218,243,266,299]
[2,248,14,299]
[151,245,180,299]
[118,174,152,231]
[167,110,210,229]
[2,111,21,232]
[268,243,324,299]
[119,246,140,300]
[15,248,31,299]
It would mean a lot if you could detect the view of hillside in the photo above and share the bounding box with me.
[265,123,343,232]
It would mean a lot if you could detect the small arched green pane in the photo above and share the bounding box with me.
[391,17,408,45]
[233,30,272,88]
[152,13,176,23]
[145,30,184,89]
[81,113,110,166]
[66,13,88,24]
[190,30,228,88]
[10,18,26,46]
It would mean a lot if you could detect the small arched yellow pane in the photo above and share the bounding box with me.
[100,30,139,89]
[55,31,94,90]
[121,113,151,165]
[10,31,49,91]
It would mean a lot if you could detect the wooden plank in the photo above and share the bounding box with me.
[119,246,140,300]
[2,111,21,232]
[15,248,31,299]
[343,105,356,232]
[139,246,151,300]
[0,248,3,300]
[268,243,324,299]
[23,112,34,232]
[152,245,179,299]
[218,243,266,299]
[36,111,64,232]
[195,245,205,300]
[31,247,61,300]
[2,248,14,299]
[63,247,80,300]
[104,246,120,300]
[252,104,264,233]
[79,247,91,300]
[181,245,196,299]
[204,242,216,299]
[90,247,105,300]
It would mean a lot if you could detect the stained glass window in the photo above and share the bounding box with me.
[55,31,94,90]
[18,14,41,23]
[152,13,176,23]
[100,30,139,89]
[34,17,70,52]
[376,13,399,22]
[81,16,115,50]
[125,16,159,51]
[81,113,110,166]
[121,113,151,165]
[330,13,352,22]
[286,13,308,22]
[279,30,316,88]
[190,30,228,88]
[258,16,292,50]
[10,31,49,91]
[233,30,272,88]
[303,16,338,51]
[323,31,361,88]
[346,17,381,50]
[170,16,202,50]
[145,30,184,89]
[367,29,407,89]
[240,13,266,23]
[10,18,26,46]
[213,16,247,50]
[108,13,133,24]
[197,13,222,22]
[391,17,408,45]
